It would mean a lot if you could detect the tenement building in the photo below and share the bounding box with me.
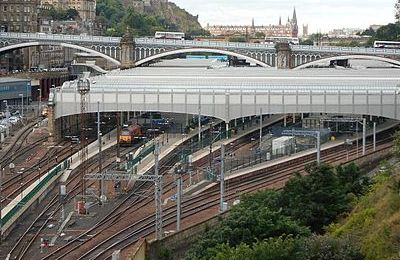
[206,8,298,38]
[41,0,96,23]
[0,0,41,32]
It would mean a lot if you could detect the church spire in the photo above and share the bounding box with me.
[252,17,255,28]
[292,7,297,25]
[279,16,282,25]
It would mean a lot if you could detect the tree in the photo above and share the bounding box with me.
[65,8,79,20]
[210,235,363,260]
[185,191,309,260]
[255,32,265,38]
[304,235,364,260]
[211,236,307,260]
[278,163,350,233]
[393,131,400,159]
[300,38,314,45]
[229,36,247,42]
[336,163,370,196]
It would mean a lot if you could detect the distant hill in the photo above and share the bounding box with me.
[95,0,208,37]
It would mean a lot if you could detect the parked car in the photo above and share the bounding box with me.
[9,116,19,124]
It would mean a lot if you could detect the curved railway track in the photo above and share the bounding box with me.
[0,141,76,204]
[84,136,396,260]
[7,122,396,260]
[40,126,397,260]
[0,121,44,166]
[6,144,140,260]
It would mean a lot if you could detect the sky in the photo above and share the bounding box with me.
[172,0,396,33]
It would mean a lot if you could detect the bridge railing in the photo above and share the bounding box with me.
[3,32,400,55]
[0,32,120,44]
[135,38,275,50]
[292,45,400,54]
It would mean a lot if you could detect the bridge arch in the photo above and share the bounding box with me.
[294,55,400,70]
[135,48,270,67]
[0,41,121,66]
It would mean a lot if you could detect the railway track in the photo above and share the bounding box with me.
[0,141,76,204]
[0,120,44,167]
[80,129,397,259]
[94,136,394,260]
[15,124,397,259]
[6,144,140,260]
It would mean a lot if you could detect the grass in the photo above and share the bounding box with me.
[329,164,400,260]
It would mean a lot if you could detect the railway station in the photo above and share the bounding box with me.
[0,64,399,259]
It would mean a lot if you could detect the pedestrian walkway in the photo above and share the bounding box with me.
[134,125,217,176]
[191,115,283,163]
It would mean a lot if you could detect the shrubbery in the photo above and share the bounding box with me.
[185,162,370,259]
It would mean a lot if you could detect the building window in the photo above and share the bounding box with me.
[3,6,7,12]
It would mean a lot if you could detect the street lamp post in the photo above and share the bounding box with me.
[175,163,183,232]
[38,88,42,117]
[19,93,24,118]
[3,101,9,136]
[220,144,225,212]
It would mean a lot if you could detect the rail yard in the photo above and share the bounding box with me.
[0,64,398,260]
[0,105,397,260]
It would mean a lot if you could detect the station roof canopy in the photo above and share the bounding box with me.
[85,67,400,92]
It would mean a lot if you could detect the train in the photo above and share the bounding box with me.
[119,124,144,146]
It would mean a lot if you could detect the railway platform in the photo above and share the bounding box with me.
[132,115,282,177]
[0,121,218,237]
[59,129,118,183]
[189,119,399,196]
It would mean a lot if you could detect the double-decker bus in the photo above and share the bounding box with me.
[155,31,185,40]
[264,36,299,45]
[373,40,400,49]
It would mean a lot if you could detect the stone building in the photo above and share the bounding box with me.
[207,8,298,38]
[40,0,96,23]
[0,0,41,33]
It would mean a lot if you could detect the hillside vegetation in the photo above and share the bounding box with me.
[183,163,369,260]
[361,22,400,45]
[182,137,400,260]
[329,163,400,260]
[95,0,207,37]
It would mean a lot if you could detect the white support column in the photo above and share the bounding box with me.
[154,142,163,240]
[373,121,376,152]
[317,131,321,164]
[176,174,182,232]
[198,93,201,146]
[284,114,287,127]
[362,118,366,156]
[220,144,225,212]
[259,108,262,149]
[356,122,359,157]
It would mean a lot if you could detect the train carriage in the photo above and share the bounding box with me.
[119,124,143,146]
